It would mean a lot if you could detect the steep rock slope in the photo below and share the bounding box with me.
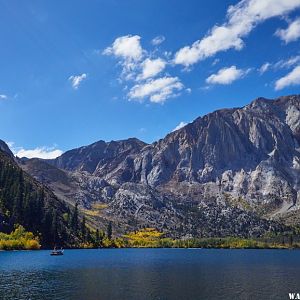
[21,95,300,237]
[128,95,300,213]
[50,138,147,182]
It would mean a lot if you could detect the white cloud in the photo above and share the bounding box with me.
[69,73,87,89]
[258,55,300,75]
[103,35,145,81]
[274,55,300,69]
[137,58,166,80]
[174,0,300,67]
[275,18,300,43]
[275,65,300,90]
[173,121,188,132]
[103,35,143,61]
[0,94,7,100]
[103,35,185,103]
[14,146,63,159]
[128,76,184,104]
[206,66,248,85]
[104,36,185,103]
[259,62,271,74]
[151,35,165,46]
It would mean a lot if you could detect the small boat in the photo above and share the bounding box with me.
[50,247,64,256]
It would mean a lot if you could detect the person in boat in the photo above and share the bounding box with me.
[51,245,64,255]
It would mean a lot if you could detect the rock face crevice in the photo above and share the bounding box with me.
[20,94,300,237]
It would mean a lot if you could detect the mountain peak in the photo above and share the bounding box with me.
[49,137,147,174]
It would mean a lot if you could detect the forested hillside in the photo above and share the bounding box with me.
[0,149,88,248]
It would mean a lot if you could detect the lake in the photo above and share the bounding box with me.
[0,249,299,299]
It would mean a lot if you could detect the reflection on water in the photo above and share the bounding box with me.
[0,249,299,300]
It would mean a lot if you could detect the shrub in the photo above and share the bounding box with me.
[0,225,41,250]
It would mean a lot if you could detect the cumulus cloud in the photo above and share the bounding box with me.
[103,35,143,61]
[128,76,184,104]
[206,66,249,85]
[275,65,300,90]
[137,58,166,80]
[259,62,271,74]
[104,35,166,81]
[174,0,300,67]
[69,73,87,89]
[104,35,184,103]
[14,146,63,159]
[103,35,144,79]
[275,18,300,43]
[0,94,7,100]
[151,35,165,46]
[172,121,188,132]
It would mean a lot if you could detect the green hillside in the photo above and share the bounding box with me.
[0,150,88,248]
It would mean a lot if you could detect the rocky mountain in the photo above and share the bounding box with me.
[50,138,146,177]
[20,95,300,238]
[130,95,300,210]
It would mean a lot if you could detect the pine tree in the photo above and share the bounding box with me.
[70,203,79,234]
[81,216,86,241]
[51,211,58,243]
[107,221,112,240]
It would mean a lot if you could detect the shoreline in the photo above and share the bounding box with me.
[1,246,299,251]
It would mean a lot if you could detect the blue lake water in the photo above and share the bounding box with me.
[0,249,299,299]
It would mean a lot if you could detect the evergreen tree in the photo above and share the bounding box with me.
[70,203,79,233]
[107,221,112,240]
[81,216,86,241]
[51,211,58,243]
[95,228,105,247]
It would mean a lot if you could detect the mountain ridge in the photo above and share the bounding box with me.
[16,94,300,237]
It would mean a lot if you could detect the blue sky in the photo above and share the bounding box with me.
[1,0,300,158]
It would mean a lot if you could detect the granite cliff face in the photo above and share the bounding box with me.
[20,95,300,237]
[130,95,300,208]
